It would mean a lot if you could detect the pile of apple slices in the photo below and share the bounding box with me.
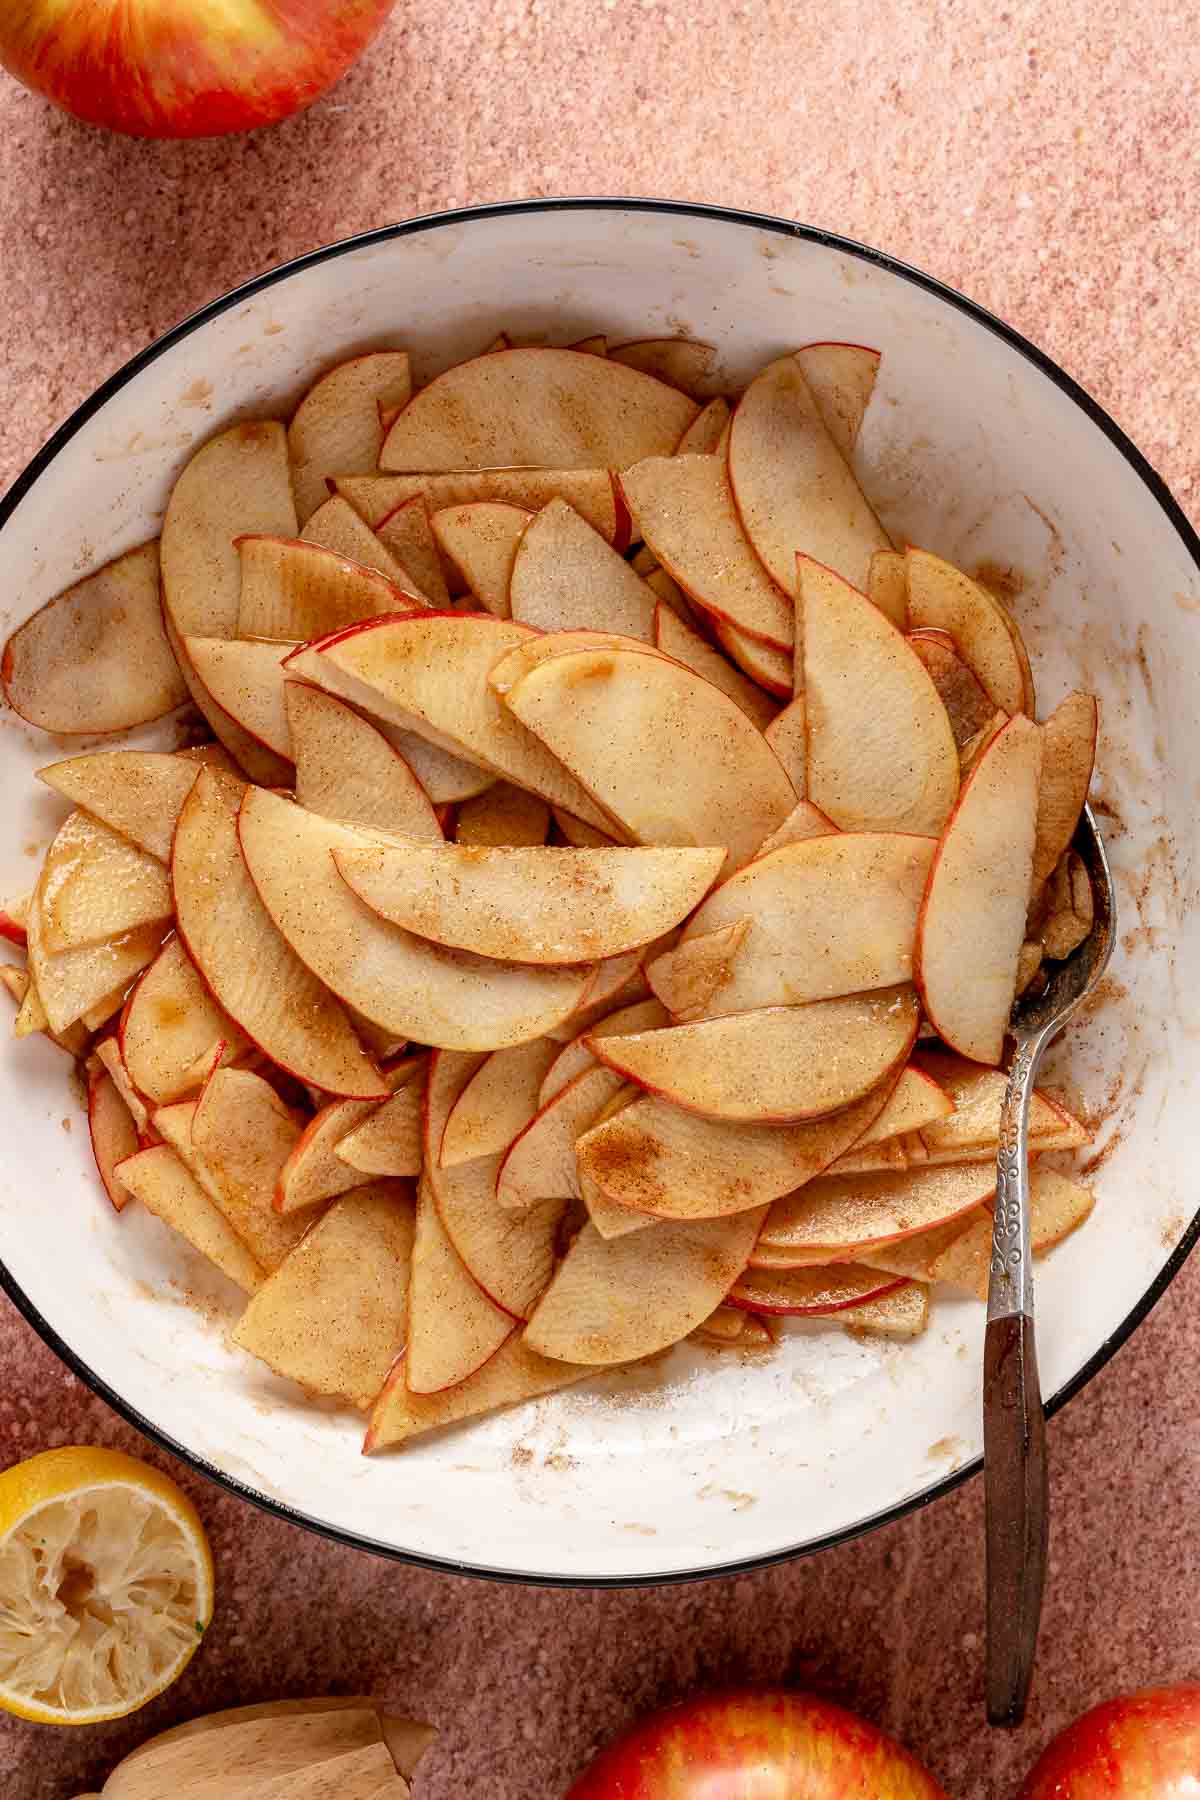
[0,332,1101,1454]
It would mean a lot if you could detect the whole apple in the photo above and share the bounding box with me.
[567,1688,948,1798]
[0,0,396,138]
[1019,1684,1200,1797]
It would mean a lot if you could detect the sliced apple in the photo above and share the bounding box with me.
[288,349,412,523]
[682,832,934,1014]
[184,638,295,761]
[644,565,693,625]
[609,337,716,396]
[36,751,208,864]
[525,1206,764,1364]
[652,605,777,728]
[619,455,794,649]
[335,841,722,965]
[286,684,442,841]
[510,499,657,641]
[189,1068,314,1269]
[117,1145,266,1293]
[908,631,996,748]
[236,535,425,642]
[758,1160,997,1262]
[2,541,187,734]
[503,646,796,872]
[371,494,451,609]
[364,1332,592,1452]
[88,1069,139,1213]
[435,1146,563,1319]
[762,700,806,795]
[0,895,28,948]
[120,937,248,1105]
[867,548,908,629]
[799,555,959,837]
[728,1262,905,1316]
[232,1182,416,1406]
[646,918,751,1020]
[1032,692,1098,886]
[576,1076,895,1221]
[551,808,619,849]
[675,396,730,454]
[1036,848,1094,960]
[713,621,793,697]
[794,341,881,462]
[538,996,668,1105]
[26,850,166,1036]
[407,1171,513,1394]
[379,347,697,471]
[160,422,298,783]
[590,987,917,1124]
[297,613,617,834]
[37,811,173,955]
[238,787,592,1048]
[335,1065,427,1178]
[856,1211,981,1283]
[339,470,622,548]
[172,769,386,1098]
[755,799,838,860]
[439,1040,560,1168]
[93,1037,149,1134]
[905,548,1033,716]
[430,502,532,616]
[544,952,648,1042]
[496,1064,626,1213]
[923,1168,1095,1299]
[914,713,1043,1063]
[913,1050,1089,1156]
[487,627,667,709]
[455,782,550,847]
[842,1064,953,1148]
[728,356,889,594]
[274,1094,380,1214]
[0,964,29,1011]
[301,493,420,590]
[840,1281,930,1338]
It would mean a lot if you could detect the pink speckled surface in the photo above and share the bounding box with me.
[1,4,1198,1796]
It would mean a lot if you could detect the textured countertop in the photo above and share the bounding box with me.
[1,2,1198,1794]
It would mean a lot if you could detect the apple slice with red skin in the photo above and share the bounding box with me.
[542,952,650,1042]
[379,347,697,471]
[189,1067,315,1269]
[825,1065,953,1167]
[757,1160,997,1261]
[497,1063,627,1213]
[728,1262,907,1316]
[576,1075,897,1222]
[908,631,996,749]
[232,1182,415,1408]
[160,422,297,785]
[334,1064,427,1178]
[365,1331,593,1452]
[905,548,1034,716]
[455,782,549,847]
[589,987,918,1125]
[285,684,441,842]
[185,638,295,762]
[88,1069,139,1213]
[301,493,420,590]
[539,997,668,1106]
[173,768,386,1099]
[26,852,167,1036]
[117,1145,266,1294]
[487,627,669,710]
[236,535,426,642]
[646,918,751,1020]
[0,895,28,948]
[652,603,778,728]
[526,1205,765,1365]
[755,799,838,860]
[334,841,724,965]
[502,646,796,872]
[1031,691,1098,886]
[794,341,881,461]
[566,1688,948,1799]
[868,547,909,628]
[880,1168,1095,1299]
[914,713,1043,1064]
[287,350,412,524]
[274,1094,380,1215]
[439,1039,560,1168]
[2,541,187,735]
[619,454,795,649]
[372,494,451,609]
[120,937,250,1105]
[675,395,730,454]
[913,1050,1087,1156]
[764,698,806,794]
[552,808,619,849]
[430,502,531,617]
[841,1282,930,1338]
[728,355,890,595]
[681,832,934,1014]
[37,811,173,955]
[238,786,593,1049]
[297,612,617,834]
[855,1211,981,1283]
[407,1168,514,1395]
[339,470,624,549]
[799,555,959,838]
[609,337,716,396]
[8,962,96,1054]
[713,620,793,696]
[510,498,657,641]
[37,751,210,863]
[93,1037,150,1137]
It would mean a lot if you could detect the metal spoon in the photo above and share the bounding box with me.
[984,802,1116,1727]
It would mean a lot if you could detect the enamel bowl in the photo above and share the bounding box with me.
[1,199,1196,1585]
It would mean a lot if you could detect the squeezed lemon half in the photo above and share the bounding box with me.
[0,1446,213,1725]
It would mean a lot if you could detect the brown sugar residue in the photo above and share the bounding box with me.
[60,1116,71,1134]
[1080,1123,1128,1180]
[974,560,1027,604]
[179,379,213,409]
[1174,591,1200,615]
[510,1444,535,1468]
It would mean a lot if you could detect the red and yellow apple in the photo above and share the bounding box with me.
[0,0,395,139]
[567,1689,947,1798]
[1019,1684,1200,1797]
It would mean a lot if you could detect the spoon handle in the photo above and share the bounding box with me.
[984,1030,1050,1728]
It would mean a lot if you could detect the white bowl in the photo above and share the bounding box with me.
[1,199,1197,1585]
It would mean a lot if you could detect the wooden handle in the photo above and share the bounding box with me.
[984,1310,1049,1726]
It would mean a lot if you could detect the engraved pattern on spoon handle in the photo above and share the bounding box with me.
[988,1033,1046,1323]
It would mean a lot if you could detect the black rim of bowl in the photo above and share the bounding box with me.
[2,195,1197,1589]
